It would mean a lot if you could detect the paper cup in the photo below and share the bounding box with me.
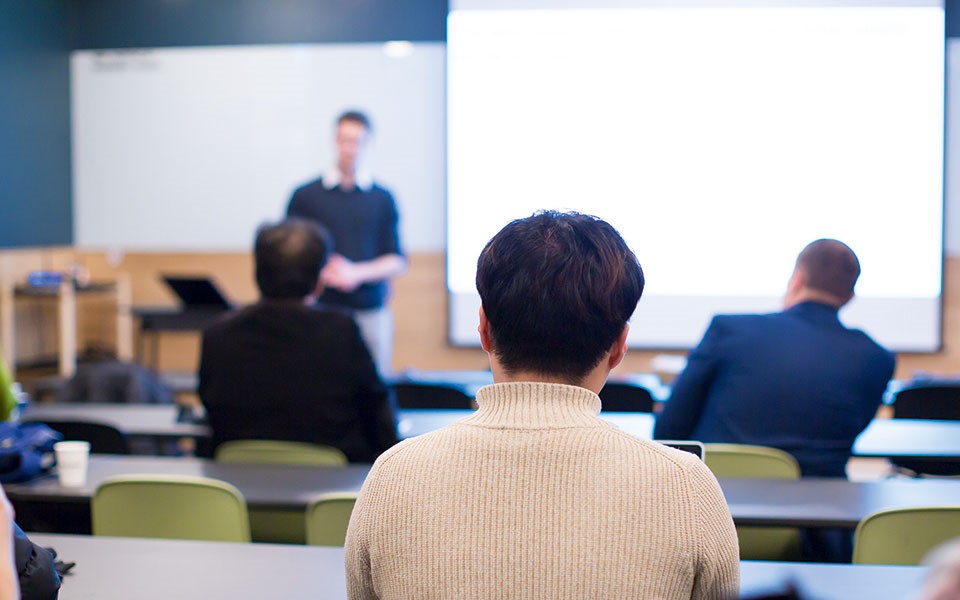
[54,441,91,487]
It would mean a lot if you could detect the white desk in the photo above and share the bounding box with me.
[30,534,929,600]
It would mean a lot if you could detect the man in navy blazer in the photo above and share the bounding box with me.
[654,239,895,478]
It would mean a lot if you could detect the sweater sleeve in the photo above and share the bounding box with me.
[689,463,740,600]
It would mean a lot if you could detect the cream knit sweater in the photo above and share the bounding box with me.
[346,382,740,599]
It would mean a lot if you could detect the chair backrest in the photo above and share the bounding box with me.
[893,385,960,421]
[704,443,803,561]
[92,475,251,542]
[704,444,800,479]
[23,419,129,454]
[305,492,358,546]
[598,382,655,412]
[214,440,348,466]
[853,506,960,565]
[393,382,474,409]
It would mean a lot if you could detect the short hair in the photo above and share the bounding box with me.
[476,211,645,382]
[254,218,331,300]
[337,110,372,133]
[795,239,860,300]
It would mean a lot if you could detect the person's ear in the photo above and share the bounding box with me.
[478,308,493,353]
[607,324,630,370]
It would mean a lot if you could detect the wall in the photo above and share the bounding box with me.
[61,250,960,381]
[71,0,447,48]
[0,1,72,248]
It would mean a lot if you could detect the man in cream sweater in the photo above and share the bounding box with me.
[346,211,739,599]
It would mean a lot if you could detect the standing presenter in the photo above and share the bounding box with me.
[287,110,406,375]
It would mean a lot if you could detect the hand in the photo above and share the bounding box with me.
[321,254,363,293]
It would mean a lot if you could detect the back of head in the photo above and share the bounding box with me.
[795,239,860,302]
[476,211,644,382]
[255,218,331,300]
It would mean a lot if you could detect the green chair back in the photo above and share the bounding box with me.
[214,440,347,544]
[704,443,801,478]
[92,475,251,543]
[704,443,803,561]
[214,440,348,466]
[305,492,358,546]
[853,506,960,565]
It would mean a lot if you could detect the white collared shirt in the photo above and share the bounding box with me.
[321,168,374,192]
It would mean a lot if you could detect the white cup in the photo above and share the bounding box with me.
[54,441,91,487]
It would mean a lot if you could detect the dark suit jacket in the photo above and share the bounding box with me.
[653,301,895,477]
[198,301,399,462]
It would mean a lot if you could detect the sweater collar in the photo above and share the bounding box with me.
[465,382,602,429]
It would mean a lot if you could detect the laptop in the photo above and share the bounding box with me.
[655,440,705,460]
[161,276,232,310]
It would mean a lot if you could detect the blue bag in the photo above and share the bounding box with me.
[0,422,62,483]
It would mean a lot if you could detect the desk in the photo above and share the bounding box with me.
[1,280,133,377]
[18,403,960,461]
[7,455,960,535]
[21,403,209,440]
[5,456,369,536]
[133,306,228,368]
[19,403,960,464]
[28,533,928,600]
[399,409,960,462]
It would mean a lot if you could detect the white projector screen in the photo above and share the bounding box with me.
[447,0,945,352]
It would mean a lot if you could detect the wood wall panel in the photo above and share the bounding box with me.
[0,247,956,380]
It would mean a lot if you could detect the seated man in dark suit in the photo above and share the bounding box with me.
[654,239,895,478]
[199,218,399,462]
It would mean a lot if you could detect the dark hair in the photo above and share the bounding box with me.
[796,239,860,300]
[476,211,644,382]
[254,218,331,300]
[337,110,372,132]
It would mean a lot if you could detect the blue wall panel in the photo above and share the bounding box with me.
[0,1,72,248]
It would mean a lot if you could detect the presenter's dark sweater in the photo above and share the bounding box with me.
[287,179,402,311]
[198,301,399,462]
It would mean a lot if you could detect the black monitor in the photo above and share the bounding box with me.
[161,276,232,310]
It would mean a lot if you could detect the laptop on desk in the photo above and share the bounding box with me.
[161,276,233,311]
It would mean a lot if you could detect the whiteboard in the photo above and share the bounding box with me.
[71,43,446,251]
[70,39,960,255]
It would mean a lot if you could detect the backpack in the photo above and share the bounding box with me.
[0,422,62,483]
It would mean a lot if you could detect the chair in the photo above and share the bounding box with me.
[214,440,347,544]
[393,382,474,409]
[91,475,250,542]
[704,443,803,561]
[598,382,654,412]
[305,492,358,546]
[853,506,960,565]
[22,419,129,454]
[892,384,960,476]
[214,440,348,466]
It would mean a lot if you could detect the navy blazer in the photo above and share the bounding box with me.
[653,301,895,477]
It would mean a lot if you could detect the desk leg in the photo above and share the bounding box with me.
[58,281,76,377]
[116,275,133,362]
[0,283,14,377]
